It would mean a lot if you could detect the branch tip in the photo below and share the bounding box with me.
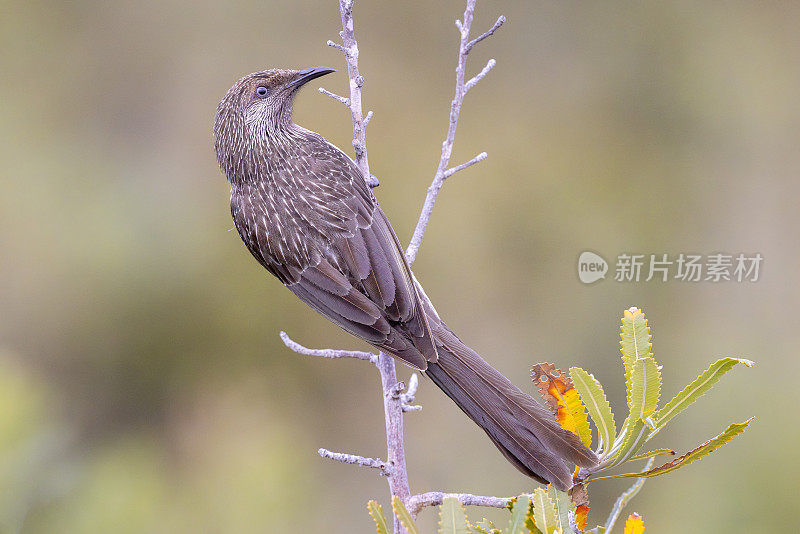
[318,448,391,476]
[406,3,502,265]
[319,87,351,107]
[443,152,487,178]
[326,40,348,55]
[465,14,505,54]
[279,331,377,363]
[465,58,496,92]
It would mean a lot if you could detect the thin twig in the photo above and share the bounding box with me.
[400,373,422,412]
[318,448,391,476]
[319,87,350,106]
[604,457,656,533]
[465,59,496,92]
[405,0,504,265]
[280,331,378,363]
[333,0,370,175]
[407,491,513,517]
[399,373,418,403]
[443,152,487,178]
[326,39,348,55]
[465,15,505,54]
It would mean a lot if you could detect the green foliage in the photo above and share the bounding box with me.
[531,488,557,534]
[627,448,675,461]
[440,497,470,534]
[365,492,574,534]
[619,308,652,402]
[470,518,502,534]
[550,487,577,534]
[650,357,754,436]
[367,500,390,534]
[629,357,661,421]
[392,496,421,534]
[505,495,529,534]
[591,419,753,483]
[581,307,752,476]
[367,306,753,534]
[565,307,753,531]
[569,367,616,453]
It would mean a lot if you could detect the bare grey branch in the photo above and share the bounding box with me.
[399,373,421,412]
[326,39,348,55]
[400,373,418,403]
[389,380,406,399]
[329,5,412,531]
[335,0,370,177]
[464,58,496,93]
[406,0,505,265]
[301,5,503,533]
[319,87,351,106]
[443,152,487,178]
[465,15,505,54]
[279,331,377,363]
[407,491,513,517]
[318,448,391,476]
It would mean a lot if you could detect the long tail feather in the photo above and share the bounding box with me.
[425,326,599,491]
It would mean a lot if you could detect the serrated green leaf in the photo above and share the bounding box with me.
[611,355,660,465]
[652,357,754,432]
[367,501,389,534]
[532,488,557,534]
[570,366,617,452]
[591,418,753,483]
[367,500,390,534]
[469,519,491,534]
[506,495,530,534]
[628,448,675,461]
[548,486,577,534]
[620,307,652,405]
[470,518,502,534]
[629,357,661,421]
[392,496,420,534]
[440,497,470,534]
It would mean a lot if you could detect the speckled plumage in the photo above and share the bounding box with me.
[213,68,599,490]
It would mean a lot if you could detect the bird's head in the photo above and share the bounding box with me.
[214,67,335,180]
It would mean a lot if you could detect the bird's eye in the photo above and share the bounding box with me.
[255,86,269,97]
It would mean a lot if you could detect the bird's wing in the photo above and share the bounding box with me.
[231,134,437,369]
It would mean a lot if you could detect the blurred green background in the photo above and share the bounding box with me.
[0,0,796,532]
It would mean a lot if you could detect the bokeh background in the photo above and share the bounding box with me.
[1,0,797,532]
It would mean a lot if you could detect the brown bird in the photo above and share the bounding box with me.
[213,67,598,490]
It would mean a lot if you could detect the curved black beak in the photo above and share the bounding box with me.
[289,67,336,88]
